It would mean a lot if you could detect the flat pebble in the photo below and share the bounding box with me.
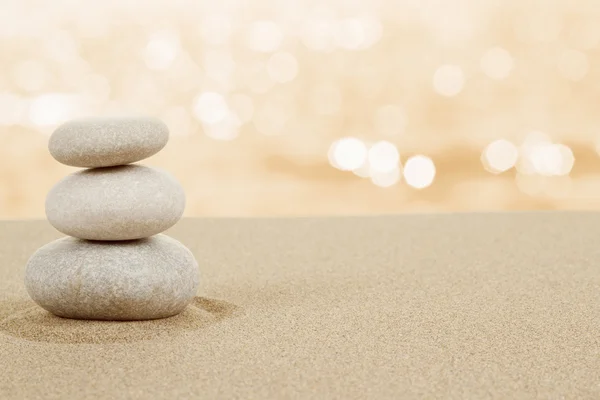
[49,117,169,168]
[46,165,185,241]
[25,235,200,321]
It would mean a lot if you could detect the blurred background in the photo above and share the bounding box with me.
[1,0,599,219]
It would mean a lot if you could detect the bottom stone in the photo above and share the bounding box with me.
[25,234,199,321]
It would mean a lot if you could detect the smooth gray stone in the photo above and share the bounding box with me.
[46,165,185,241]
[49,117,169,168]
[25,235,200,321]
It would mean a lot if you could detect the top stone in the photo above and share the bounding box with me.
[49,117,169,168]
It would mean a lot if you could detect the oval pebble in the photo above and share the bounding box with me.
[49,117,169,168]
[46,164,185,241]
[25,235,200,321]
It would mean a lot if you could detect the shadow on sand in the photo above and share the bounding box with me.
[0,297,242,344]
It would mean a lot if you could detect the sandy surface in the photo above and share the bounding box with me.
[1,213,600,399]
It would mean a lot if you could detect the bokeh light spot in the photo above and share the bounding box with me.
[334,19,366,50]
[28,93,82,128]
[144,30,180,70]
[433,65,465,97]
[371,167,401,188]
[267,52,299,83]
[482,139,518,173]
[329,137,368,171]
[480,47,514,80]
[192,92,229,125]
[529,143,574,176]
[368,141,400,173]
[246,20,283,53]
[557,49,589,82]
[203,112,241,141]
[359,17,383,49]
[404,155,436,189]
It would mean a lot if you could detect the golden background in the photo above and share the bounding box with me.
[1,0,599,218]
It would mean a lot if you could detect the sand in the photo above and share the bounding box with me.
[2,212,600,399]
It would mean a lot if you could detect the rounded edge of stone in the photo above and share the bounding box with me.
[44,164,186,241]
[24,235,199,321]
[48,116,170,168]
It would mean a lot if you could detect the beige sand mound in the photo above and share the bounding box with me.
[0,297,240,344]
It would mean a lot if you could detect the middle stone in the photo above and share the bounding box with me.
[46,164,186,241]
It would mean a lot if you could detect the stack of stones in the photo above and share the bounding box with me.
[25,117,199,321]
